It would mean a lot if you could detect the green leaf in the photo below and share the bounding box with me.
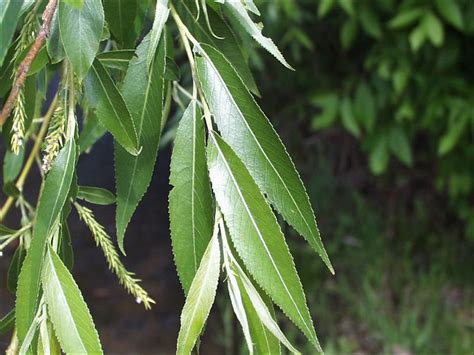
[0,310,15,335]
[16,139,77,344]
[354,82,376,132]
[115,33,166,251]
[78,111,107,153]
[318,0,336,17]
[369,135,389,175]
[0,224,17,236]
[196,44,333,273]
[359,5,383,39]
[8,244,26,293]
[207,132,321,351]
[164,56,181,81]
[0,0,24,66]
[409,24,426,51]
[438,114,468,156]
[170,101,214,294]
[176,234,220,354]
[85,59,139,155]
[103,0,137,48]
[3,147,25,184]
[219,0,294,70]
[388,8,424,29]
[42,247,102,354]
[46,11,66,64]
[179,2,259,95]
[223,237,287,354]
[435,0,463,30]
[63,0,84,8]
[388,126,412,166]
[311,93,339,130]
[422,12,444,47]
[77,186,116,205]
[340,96,360,137]
[59,0,104,79]
[148,0,169,69]
[97,50,135,71]
[58,222,74,270]
[340,18,358,49]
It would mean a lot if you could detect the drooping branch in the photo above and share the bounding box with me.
[0,0,58,126]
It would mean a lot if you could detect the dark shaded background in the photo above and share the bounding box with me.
[2,0,474,354]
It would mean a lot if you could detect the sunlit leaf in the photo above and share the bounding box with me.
[42,247,102,354]
[16,139,77,343]
[169,101,214,293]
[59,0,104,79]
[196,44,333,273]
[77,186,116,205]
[177,234,220,354]
[115,33,166,252]
[85,59,139,155]
[207,132,321,351]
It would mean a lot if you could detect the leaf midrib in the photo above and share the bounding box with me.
[91,63,136,150]
[203,55,319,249]
[46,251,87,354]
[211,135,314,341]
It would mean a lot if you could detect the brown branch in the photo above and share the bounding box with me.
[0,0,58,126]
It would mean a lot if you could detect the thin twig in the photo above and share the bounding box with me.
[0,0,58,126]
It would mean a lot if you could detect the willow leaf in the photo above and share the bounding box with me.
[97,50,135,71]
[42,247,102,354]
[217,0,293,70]
[103,0,137,48]
[207,132,321,351]
[16,139,77,343]
[179,1,259,95]
[115,33,166,251]
[148,0,169,69]
[59,0,104,80]
[196,44,333,274]
[240,281,284,355]
[85,59,139,156]
[77,186,115,205]
[177,234,220,354]
[0,0,24,66]
[169,101,214,294]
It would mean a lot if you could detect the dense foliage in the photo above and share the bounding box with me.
[0,0,336,353]
[255,0,474,240]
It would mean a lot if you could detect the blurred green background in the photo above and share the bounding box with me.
[232,0,473,353]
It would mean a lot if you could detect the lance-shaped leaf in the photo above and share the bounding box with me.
[103,0,137,48]
[77,186,115,205]
[85,59,139,155]
[169,101,214,294]
[59,0,104,80]
[148,0,169,69]
[177,234,220,354]
[97,50,135,71]
[196,44,333,274]
[216,0,293,70]
[115,33,166,251]
[42,247,102,354]
[16,139,77,343]
[178,1,259,95]
[0,0,23,66]
[207,132,321,351]
[222,235,287,354]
